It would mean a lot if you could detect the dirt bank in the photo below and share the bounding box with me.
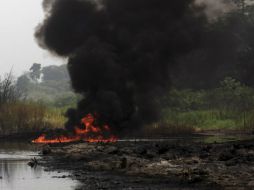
[39,137,254,190]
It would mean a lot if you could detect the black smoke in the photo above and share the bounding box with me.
[35,0,208,133]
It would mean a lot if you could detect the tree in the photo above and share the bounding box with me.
[30,63,41,82]
[0,72,20,106]
[42,64,69,81]
[16,74,30,98]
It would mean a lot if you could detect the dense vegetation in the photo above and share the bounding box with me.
[16,63,78,107]
[2,69,254,137]
[141,77,254,136]
[0,65,72,137]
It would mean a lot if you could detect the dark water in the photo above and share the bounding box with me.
[0,142,80,190]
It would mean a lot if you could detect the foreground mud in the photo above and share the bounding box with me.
[39,138,254,190]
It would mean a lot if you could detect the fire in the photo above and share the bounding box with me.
[32,134,81,144]
[32,114,118,144]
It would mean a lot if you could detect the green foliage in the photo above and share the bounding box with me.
[164,89,206,111]
[210,77,254,111]
[162,77,254,131]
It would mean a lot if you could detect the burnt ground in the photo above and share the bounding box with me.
[38,137,254,190]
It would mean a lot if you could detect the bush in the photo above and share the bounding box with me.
[0,72,20,105]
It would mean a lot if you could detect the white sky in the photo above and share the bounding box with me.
[0,0,64,77]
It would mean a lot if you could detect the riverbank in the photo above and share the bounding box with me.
[38,135,254,190]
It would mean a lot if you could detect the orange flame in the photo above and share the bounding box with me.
[32,114,118,144]
[32,134,81,144]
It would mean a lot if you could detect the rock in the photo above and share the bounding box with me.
[233,144,241,149]
[120,156,142,169]
[105,146,118,154]
[121,147,134,155]
[52,175,69,178]
[225,158,238,166]
[42,145,51,155]
[158,145,169,155]
[69,153,87,161]
[199,152,210,159]
[248,181,254,186]
[202,145,212,152]
[135,147,147,155]
[188,174,203,183]
[246,154,254,162]
[120,157,128,169]
[185,157,200,164]
[244,144,254,149]
[183,168,208,184]
[145,150,157,159]
[235,149,248,156]
[192,168,208,176]
[88,158,122,171]
[52,149,66,155]
[218,151,234,161]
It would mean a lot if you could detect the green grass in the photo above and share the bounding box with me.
[201,119,236,130]
[161,109,250,131]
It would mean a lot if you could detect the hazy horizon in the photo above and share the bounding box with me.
[0,0,65,77]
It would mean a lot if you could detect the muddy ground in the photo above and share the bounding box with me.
[38,137,254,190]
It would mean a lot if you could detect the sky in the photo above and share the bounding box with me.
[0,0,64,77]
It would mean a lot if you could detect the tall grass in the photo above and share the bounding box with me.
[0,102,66,136]
[44,107,67,129]
[161,109,254,132]
[163,110,223,129]
[0,72,67,137]
[156,78,254,134]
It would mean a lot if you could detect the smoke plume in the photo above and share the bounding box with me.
[36,0,209,132]
[195,0,235,19]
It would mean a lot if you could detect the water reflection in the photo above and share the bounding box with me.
[0,142,79,190]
